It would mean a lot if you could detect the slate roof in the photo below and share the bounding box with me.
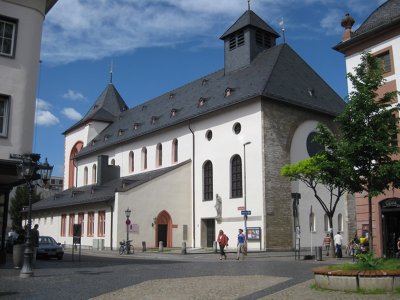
[334,0,400,51]
[220,9,280,39]
[32,160,191,211]
[75,43,345,160]
[64,83,128,134]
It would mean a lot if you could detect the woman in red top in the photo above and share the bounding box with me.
[217,230,229,260]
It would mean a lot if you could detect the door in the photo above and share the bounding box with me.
[158,224,168,247]
[206,219,215,248]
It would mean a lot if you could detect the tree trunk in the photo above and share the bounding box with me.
[368,193,373,254]
[329,217,335,258]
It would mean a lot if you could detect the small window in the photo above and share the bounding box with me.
[84,167,88,185]
[129,151,134,173]
[306,132,323,157]
[141,147,147,170]
[169,93,175,99]
[198,97,207,107]
[156,143,162,167]
[225,88,234,97]
[202,79,209,86]
[203,161,213,201]
[110,159,115,165]
[170,109,177,118]
[338,213,343,232]
[0,94,10,137]
[376,50,392,74]
[231,155,242,198]
[92,164,97,184]
[133,123,140,130]
[172,139,178,163]
[0,17,17,57]
[151,116,157,124]
[206,130,213,141]
[233,122,241,135]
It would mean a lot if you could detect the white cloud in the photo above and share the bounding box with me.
[63,89,86,101]
[35,110,60,126]
[36,98,52,110]
[62,108,83,121]
[41,0,380,65]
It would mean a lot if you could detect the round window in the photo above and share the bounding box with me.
[233,122,241,135]
[206,130,213,141]
[306,132,324,157]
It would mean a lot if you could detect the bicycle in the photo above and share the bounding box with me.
[119,240,134,255]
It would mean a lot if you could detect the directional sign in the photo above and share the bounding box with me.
[241,210,251,216]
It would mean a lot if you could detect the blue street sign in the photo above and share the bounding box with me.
[241,210,251,216]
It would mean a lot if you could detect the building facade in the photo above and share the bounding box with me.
[33,8,351,252]
[334,0,400,257]
[0,0,57,263]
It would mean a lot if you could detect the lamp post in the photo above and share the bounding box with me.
[125,208,131,243]
[10,153,53,278]
[243,141,251,234]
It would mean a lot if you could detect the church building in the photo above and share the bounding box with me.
[32,8,350,251]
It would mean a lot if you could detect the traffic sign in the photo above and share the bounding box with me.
[241,210,251,216]
[126,219,131,225]
[237,206,245,211]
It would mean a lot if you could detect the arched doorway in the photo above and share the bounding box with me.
[69,141,83,188]
[155,210,172,248]
[381,198,400,258]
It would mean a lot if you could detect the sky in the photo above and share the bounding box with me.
[33,0,386,176]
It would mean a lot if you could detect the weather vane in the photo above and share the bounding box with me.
[247,0,251,10]
[109,60,113,84]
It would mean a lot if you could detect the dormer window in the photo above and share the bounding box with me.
[225,87,234,97]
[133,122,140,130]
[198,97,208,107]
[202,79,209,86]
[93,104,98,110]
[142,105,147,111]
[169,93,175,100]
[170,109,178,118]
[118,129,126,136]
[151,116,158,124]
[104,134,111,141]
[308,88,315,97]
[91,139,97,146]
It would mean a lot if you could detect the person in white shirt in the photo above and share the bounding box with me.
[334,231,343,258]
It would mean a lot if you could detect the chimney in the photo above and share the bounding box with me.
[97,155,120,185]
[341,13,355,42]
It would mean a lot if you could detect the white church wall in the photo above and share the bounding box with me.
[192,100,264,249]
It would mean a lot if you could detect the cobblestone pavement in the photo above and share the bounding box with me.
[92,276,400,300]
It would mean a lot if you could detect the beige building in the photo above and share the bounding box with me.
[0,0,57,263]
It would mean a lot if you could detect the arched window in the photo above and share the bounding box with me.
[92,164,97,184]
[141,147,147,170]
[203,161,213,201]
[231,155,242,198]
[324,214,329,232]
[69,141,83,188]
[156,143,162,167]
[338,213,343,232]
[129,151,134,173]
[110,159,115,165]
[172,139,178,163]
[310,212,316,232]
[84,167,88,185]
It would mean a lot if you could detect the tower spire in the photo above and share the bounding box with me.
[109,60,113,84]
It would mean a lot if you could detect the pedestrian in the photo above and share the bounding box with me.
[31,224,40,264]
[217,230,229,260]
[334,231,343,258]
[322,233,331,256]
[236,228,246,260]
[396,237,400,258]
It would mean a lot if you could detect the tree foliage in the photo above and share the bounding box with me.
[9,185,41,229]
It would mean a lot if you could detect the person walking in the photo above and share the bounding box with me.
[236,229,246,260]
[217,230,229,260]
[322,233,331,256]
[334,231,343,258]
[31,224,40,264]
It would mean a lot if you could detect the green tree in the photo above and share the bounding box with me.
[331,52,400,253]
[281,153,348,257]
[9,185,41,230]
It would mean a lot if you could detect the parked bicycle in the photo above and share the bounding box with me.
[119,240,134,255]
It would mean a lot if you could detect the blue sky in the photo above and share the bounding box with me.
[33,0,386,176]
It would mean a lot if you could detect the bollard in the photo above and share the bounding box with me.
[142,241,146,252]
[181,241,187,255]
[159,241,164,252]
[315,246,322,261]
[213,241,218,253]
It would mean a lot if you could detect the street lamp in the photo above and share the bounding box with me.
[125,208,131,242]
[10,153,53,278]
[243,141,251,234]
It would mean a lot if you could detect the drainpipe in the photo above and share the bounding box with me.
[188,121,196,248]
[108,201,114,251]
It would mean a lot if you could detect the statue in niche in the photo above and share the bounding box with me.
[215,194,222,220]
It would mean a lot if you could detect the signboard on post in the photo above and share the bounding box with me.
[241,210,251,216]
